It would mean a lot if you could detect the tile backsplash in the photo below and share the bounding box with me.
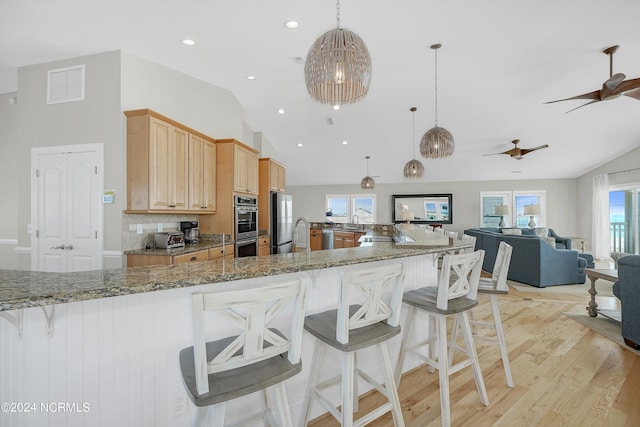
[122,213,198,251]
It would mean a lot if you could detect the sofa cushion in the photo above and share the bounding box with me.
[501,228,522,235]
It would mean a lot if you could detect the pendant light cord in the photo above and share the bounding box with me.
[336,0,341,29]
[412,108,417,159]
[434,46,438,127]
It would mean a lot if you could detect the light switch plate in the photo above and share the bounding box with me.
[136,224,143,234]
[158,223,164,232]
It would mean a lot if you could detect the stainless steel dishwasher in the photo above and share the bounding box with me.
[322,229,334,250]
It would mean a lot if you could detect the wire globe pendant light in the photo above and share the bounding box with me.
[420,43,455,159]
[360,156,375,189]
[404,107,425,178]
[304,0,372,107]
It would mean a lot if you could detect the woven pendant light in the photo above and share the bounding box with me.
[403,107,425,178]
[304,0,371,107]
[420,44,455,159]
[360,156,375,189]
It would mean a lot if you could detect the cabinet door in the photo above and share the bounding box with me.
[234,145,248,193]
[275,163,286,192]
[209,244,235,260]
[269,162,286,193]
[202,140,217,212]
[188,134,205,210]
[258,236,271,256]
[173,250,209,264]
[246,150,259,195]
[309,229,323,251]
[149,117,188,210]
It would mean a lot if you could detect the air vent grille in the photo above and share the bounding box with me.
[47,65,85,104]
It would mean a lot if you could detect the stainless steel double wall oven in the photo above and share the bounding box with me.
[234,195,258,257]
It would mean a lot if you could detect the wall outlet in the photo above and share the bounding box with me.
[157,223,164,232]
[170,390,188,417]
[136,224,143,234]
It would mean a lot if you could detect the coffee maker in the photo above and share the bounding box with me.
[180,221,200,244]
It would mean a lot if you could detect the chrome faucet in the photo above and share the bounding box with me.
[352,214,359,225]
[293,217,311,256]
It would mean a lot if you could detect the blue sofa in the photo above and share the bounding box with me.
[612,255,640,349]
[464,228,587,287]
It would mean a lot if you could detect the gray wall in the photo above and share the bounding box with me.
[288,178,579,239]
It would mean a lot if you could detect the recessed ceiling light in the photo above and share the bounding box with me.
[297,143,303,147]
[511,170,522,174]
[277,108,285,115]
[342,141,348,145]
[181,39,196,46]
[247,75,256,80]
[284,21,300,29]
[333,104,340,111]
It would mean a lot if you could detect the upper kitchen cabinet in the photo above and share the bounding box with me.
[188,133,216,213]
[229,141,258,195]
[125,109,216,214]
[258,158,287,233]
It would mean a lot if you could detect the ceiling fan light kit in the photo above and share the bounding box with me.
[304,0,372,106]
[545,44,640,113]
[404,107,425,178]
[420,43,455,159]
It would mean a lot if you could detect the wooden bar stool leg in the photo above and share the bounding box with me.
[341,351,356,427]
[428,314,437,374]
[273,382,294,427]
[448,316,459,368]
[380,341,406,427]
[301,342,326,426]
[436,315,451,427]
[394,306,416,387]
[459,312,489,406]
[353,351,359,414]
[490,294,514,387]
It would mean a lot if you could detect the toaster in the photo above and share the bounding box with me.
[154,232,185,249]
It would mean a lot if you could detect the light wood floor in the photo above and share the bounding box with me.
[308,283,640,427]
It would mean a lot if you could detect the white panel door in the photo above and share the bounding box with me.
[33,145,103,272]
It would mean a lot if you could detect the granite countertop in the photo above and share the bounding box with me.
[124,234,233,257]
[0,240,470,312]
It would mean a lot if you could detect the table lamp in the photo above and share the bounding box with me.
[524,204,541,228]
[494,204,509,227]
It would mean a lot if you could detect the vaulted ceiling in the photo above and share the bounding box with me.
[2,0,639,186]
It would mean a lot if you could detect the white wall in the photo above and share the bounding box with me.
[287,178,579,238]
[0,92,19,269]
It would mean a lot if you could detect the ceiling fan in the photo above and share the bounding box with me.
[545,45,640,113]
[483,139,549,160]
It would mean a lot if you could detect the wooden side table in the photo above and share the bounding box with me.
[585,268,619,320]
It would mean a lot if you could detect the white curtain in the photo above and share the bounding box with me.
[592,174,611,260]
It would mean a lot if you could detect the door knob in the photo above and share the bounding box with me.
[65,244,73,250]
[51,244,65,250]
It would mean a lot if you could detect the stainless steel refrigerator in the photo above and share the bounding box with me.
[271,192,293,254]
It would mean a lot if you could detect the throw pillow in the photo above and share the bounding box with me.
[541,236,556,247]
[501,228,522,235]
[534,227,549,238]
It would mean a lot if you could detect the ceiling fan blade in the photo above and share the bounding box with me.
[520,144,549,156]
[623,87,640,100]
[614,77,640,95]
[601,73,627,99]
[545,89,601,104]
[564,99,600,113]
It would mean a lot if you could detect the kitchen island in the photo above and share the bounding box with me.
[0,226,470,426]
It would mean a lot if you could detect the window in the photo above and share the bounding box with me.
[609,185,640,254]
[479,190,546,228]
[326,194,376,224]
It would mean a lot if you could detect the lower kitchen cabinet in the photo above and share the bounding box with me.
[333,230,366,249]
[258,236,271,256]
[127,244,234,267]
[209,244,235,260]
[309,229,323,251]
[173,249,209,264]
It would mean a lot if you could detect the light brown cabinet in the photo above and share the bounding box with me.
[258,236,271,256]
[258,158,287,233]
[309,229,323,251]
[125,109,215,213]
[199,139,259,236]
[188,134,216,212]
[333,230,366,249]
[233,143,259,195]
[209,244,235,260]
[127,244,234,267]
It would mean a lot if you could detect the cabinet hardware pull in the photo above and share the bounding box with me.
[190,256,197,261]
[169,205,176,208]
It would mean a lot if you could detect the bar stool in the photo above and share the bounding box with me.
[394,251,488,427]
[459,233,477,254]
[300,263,406,427]
[179,278,309,426]
[450,241,514,387]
